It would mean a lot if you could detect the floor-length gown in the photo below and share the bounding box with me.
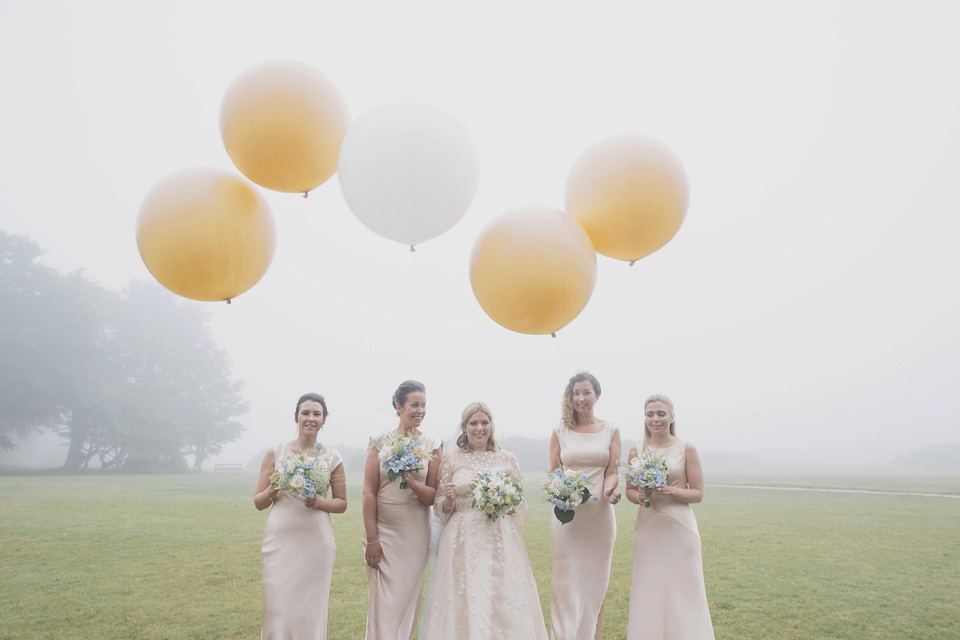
[364,433,437,640]
[422,448,548,640]
[261,442,342,640]
[627,440,714,639]
[550,422,618,640]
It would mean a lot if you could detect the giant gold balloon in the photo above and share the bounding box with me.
[136,169,276,302]
[470,207,596,336]
[565,135,689,263]
[220,60,349,194]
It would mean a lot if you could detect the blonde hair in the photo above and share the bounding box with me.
[560,371,602,429]
[457,402,498,452]
[643,393,676,441]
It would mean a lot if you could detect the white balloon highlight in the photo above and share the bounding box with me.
[337,103,479,248]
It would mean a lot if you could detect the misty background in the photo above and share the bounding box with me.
[2,2,958,475]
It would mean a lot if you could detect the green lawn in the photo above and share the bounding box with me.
[1,473,957,639]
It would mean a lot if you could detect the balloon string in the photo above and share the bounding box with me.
[225,298,232,305]
[410,245,416,253]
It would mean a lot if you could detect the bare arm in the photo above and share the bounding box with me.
[253,448,280,511]
[660,442,705,504]
[601,427,622,503]
[362,447,383,568]
[548,431,561,471]
[305,463,347,513]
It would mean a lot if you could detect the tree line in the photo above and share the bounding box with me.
[0,231,247,472]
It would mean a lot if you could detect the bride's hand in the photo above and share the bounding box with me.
[443,482,456,501]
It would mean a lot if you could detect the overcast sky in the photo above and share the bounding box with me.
[2,1,958,469]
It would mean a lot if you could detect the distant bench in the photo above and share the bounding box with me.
[214,464,243,473]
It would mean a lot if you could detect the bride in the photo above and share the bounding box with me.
[421,402,548,639]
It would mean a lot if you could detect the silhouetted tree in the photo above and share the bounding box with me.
[0,232,108,452]
[1,230,247,471]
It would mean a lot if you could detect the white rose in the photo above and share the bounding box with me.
[289,475,306,490]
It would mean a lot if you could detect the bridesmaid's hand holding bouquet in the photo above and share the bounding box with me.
[543,465,593,524]
[620,451,669,508]
[270,444,332,499]
[377,432,436,489]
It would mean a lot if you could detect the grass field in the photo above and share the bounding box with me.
[1,472,958,639]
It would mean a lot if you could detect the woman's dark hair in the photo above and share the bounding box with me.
[294,393,329,421]
[392,380,426,413]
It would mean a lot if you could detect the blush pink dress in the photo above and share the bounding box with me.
[549,422,618,640]
[627,440,714,639]
[364,434,438,640]
[260,442,343,640]
[422,448,548,639]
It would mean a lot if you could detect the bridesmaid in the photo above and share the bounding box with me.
[362,380,441,640]
[548,371,621,640]
[254,393,347,640]
[624,394,714,639]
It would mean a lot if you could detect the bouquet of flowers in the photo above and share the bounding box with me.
[543,465,593,524]
[270,444,332,499]
[620,449,670,508]
[377,432,436,489]
[471,471,523,522]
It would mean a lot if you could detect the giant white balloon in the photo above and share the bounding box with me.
[337,103,479,249]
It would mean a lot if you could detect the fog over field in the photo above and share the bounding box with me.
[2,2,958,474]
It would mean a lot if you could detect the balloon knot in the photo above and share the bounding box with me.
[551,332,557,339]
[410,245,416,253]
[629,260,637,267]
[225,298,232,305]
[302,191,309,199]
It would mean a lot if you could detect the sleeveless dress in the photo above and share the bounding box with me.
[627,440,714,639]
[421,448,548,640]
[549,422,618,640]
[261,442,343,640]
[364,433,439,640]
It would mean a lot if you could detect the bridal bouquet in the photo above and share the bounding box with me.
[620,449,670,508]
[377,432,436,489]
[471,471,523,522]
[543,465,592,524]
[270,444,332,499]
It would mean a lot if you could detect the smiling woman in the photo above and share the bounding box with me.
[253,392,347,640]
[421,402,547,638]
[362,380,442,640]
[549,371,622,640]
[623,393,713,639]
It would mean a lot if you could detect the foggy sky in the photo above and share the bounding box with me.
[1,1,958,470]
